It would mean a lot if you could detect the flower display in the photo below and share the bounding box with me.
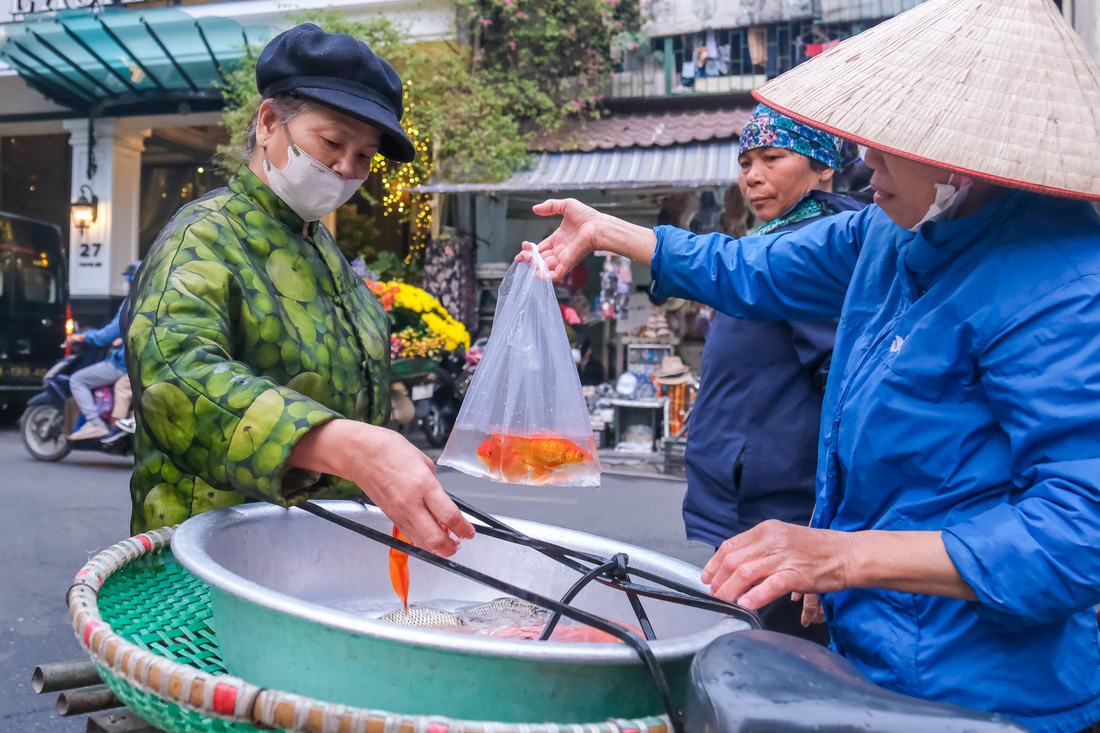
[366,280,471,360]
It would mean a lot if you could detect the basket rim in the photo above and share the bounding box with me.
[67,527,672,733]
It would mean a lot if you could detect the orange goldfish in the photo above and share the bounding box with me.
[489,619,646,643]
[476,433,593,482]
[389,525,411,612]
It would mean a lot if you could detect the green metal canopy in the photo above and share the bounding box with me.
[0,7,270,116]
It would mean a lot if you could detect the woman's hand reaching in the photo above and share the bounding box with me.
[520,198,659,278]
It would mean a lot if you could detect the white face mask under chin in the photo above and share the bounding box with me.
[263,130,366,222]
[909,173,973,232]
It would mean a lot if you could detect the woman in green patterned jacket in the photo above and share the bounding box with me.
[124,24,475,556]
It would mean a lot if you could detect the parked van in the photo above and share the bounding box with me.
[0,212,69,410]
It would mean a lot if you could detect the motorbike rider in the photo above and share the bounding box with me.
[65,260,141,440]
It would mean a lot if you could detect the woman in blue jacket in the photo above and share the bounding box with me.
[521,0,1100,730]
[684,105,864,646]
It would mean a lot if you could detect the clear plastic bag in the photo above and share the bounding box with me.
[438,247,601,486]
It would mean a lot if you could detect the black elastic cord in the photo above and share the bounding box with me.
[538,558,621,641]
[294,500,684,733]
[449,492,764,630]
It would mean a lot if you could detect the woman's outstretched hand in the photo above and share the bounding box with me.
[516,199,605,280]
[520,198,659,278]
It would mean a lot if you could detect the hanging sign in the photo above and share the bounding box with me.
[7,0,141,22]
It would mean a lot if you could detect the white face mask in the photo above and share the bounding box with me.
[909,173,973,232]
[263,125,366,222]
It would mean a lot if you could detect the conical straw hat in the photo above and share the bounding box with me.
[753,0,1100,200]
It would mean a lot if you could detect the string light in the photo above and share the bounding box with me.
[374,81,433,263]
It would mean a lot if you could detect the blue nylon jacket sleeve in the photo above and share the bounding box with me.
[943,273,1100,631]
[83,303,124,346]
[650,209,867,321]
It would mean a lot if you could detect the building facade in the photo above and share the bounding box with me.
[0,0,453,324]
[419,0,1099,373]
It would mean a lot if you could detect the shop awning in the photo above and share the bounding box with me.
[0,7,270,116]
[416,140,741,194]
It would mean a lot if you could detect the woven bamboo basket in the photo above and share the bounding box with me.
[67,527,672,733]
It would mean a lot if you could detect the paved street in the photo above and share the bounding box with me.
[0,424,709,732]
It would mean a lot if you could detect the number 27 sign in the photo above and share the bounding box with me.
[78,242,102,261]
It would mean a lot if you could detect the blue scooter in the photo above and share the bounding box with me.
[19,341,132,462]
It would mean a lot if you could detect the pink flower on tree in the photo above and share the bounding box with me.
[509,41,516,50]
[480,18,493,25]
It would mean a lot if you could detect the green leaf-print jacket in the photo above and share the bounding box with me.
[124,169,390,534]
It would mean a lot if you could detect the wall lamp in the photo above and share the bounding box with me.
[71,185,98,233]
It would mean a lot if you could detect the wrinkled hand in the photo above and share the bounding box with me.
[350,428,475,557]
[702,520,858,609]
[288,419,476,557]
[516,199,608,280]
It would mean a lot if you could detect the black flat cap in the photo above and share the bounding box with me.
[257,24,416,163]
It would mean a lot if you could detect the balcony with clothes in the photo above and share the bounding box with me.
[608,20,863,99]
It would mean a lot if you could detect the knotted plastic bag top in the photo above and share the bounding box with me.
[438,247,601,486]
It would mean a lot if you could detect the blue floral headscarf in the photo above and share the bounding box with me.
[739,104,843,170]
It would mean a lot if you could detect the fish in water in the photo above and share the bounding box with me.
[476,433,593,482]
[462,597,550,621]
[389,525,411,612]
[489,623,634,644]
[375,596,645,644]
[379,605,466,630]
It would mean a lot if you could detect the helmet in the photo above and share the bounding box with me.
[123,260,143,282]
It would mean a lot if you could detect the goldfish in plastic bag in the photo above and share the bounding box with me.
[476,433,593,483]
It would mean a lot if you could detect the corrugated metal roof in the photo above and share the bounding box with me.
[415,140,739,193]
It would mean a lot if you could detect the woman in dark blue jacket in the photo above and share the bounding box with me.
[520,0,1100,730]
[685,105,864,644]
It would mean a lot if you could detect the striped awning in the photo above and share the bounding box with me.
[0,7,269,115]
[416,140,740,194]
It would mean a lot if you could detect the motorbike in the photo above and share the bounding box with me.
[19,342,133,461]
[390,348,479,448]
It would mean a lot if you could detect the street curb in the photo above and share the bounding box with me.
[600,466,686,483]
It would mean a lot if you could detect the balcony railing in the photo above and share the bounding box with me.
[608,61,767,98]
[608,20,861,99]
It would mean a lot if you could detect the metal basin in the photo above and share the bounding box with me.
[172,501,748,723]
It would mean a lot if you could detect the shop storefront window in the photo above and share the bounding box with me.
[0,135,72,249]
[138,164,222,257]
